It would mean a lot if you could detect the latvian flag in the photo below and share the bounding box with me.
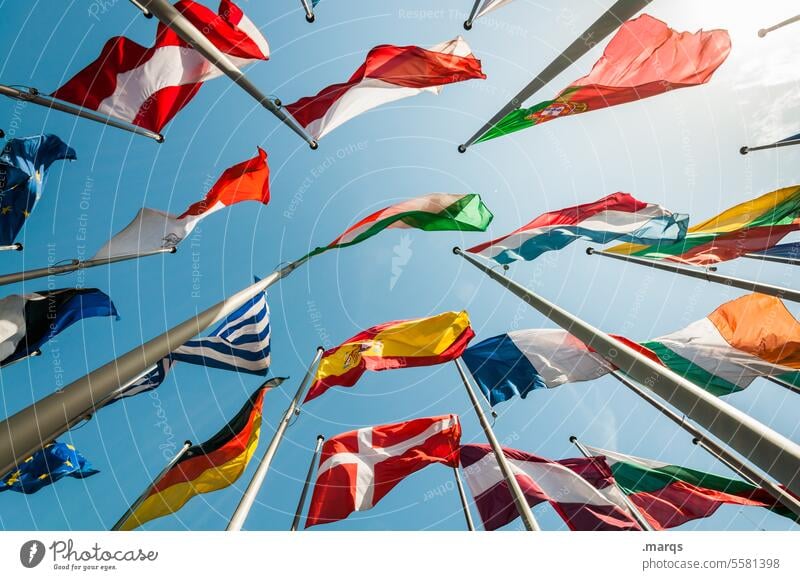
[52,1,269,133]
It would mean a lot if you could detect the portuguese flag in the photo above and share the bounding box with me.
[478,15,730,143]
[586,444,797,530]
[305,193,492,259]
[117,378,283,530]
[607,185,800,265]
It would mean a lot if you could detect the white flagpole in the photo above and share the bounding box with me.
[0,84,164,142]
[0,243,23,252]
[0,349,42,369]
[758,14,800,37]
[290,435,325,531]
[0,255,310,476]
[742,251,800,266]
[740,137,800,155]
[128,0,153,17]
[586,247,800,304]
[463,0,482,30]
[453,247,800,496]
[452,466,476,530]
[454,358,541,530]
[227,347,325,531]
[299,0,315,23]
[0,248,175,288]
[139,0,318,149]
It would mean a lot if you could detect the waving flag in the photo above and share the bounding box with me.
[305,415,461,528]
[0,288,118,366]
[607,186,800,265]
[460,444,640,531]
[306,193,492,259]
[93,148,269,259]
[286,37,485,139]
[304,311,474,402]
[0,135,76,245]
[585,444,796,529]
[52,1,269,133]
[479,15,730,142]
[752,241,800,260]
[0,441,98,494]
[473,0,516,20]
[467,193,687,264]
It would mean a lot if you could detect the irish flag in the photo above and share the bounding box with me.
[607,185,800,265]
[306,193,493,259]
[585,444,796,529]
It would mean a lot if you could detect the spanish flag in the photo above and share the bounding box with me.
[116,378,283,530]
[304,311,474,402]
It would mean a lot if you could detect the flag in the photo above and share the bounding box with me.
[474,0,516,20]
[584,444,797,529]
[780,132,800,143]
[52,0,269,133]
[0,134,76,245]
[306,193,493,259]
[93,148,269,259]
[466,193,687,264]
[111,358,174,402]
[0,441,98,494]
[752,241,800,259]
[640,293,800,396]
[304,311,475,402]
[478,15,730,142]
[0,288,119,366]
[286,37,485,139]
[305,415,461,527]
[117,379,282,530]
[607,185,800,265]
[459,444,641,531]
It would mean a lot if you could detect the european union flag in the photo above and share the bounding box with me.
[0,134,76,245]
[0,441,98,494]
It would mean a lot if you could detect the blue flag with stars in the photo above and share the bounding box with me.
[0,441,98,494]
[0,134,76,245]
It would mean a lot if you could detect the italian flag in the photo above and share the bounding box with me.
[586,445,797,530]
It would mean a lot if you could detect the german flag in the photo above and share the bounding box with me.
[117,378,283,530]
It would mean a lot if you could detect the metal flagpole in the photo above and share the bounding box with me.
[457,0,652,153]
[568,435,654,530]
[586,247,800,304]
[453,247,800,496]
[0,248,175,288]
[111,441,192,530]
[128,0,153,17]
[740,137,800,155]
[758,14,800,37]
[290,434,325,531]
[607,371,800,519]
[0,243,22,252]
[0,350,42,369]
[0,254,310,475]
[139,0,318,149]
[742,252,800,267]
[452,466,476,530]
[227,346,325,531]
[454,358,541,530]
[0,85,164,142]
[765,375,800,396]
[299,0,315,23]
[463,0,482,30]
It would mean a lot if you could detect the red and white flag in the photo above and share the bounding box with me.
[93,147,269,259]
[286,37,486,140]
[460,444,642,531]
[52,0,269,133]
[305,415,462,527]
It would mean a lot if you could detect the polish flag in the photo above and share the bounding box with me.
[52,0,269,133]
[286,37,486,140]
[305,415,462,527]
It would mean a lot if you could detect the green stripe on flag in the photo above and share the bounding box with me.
[642,341,744,396]
[610,461,758,497]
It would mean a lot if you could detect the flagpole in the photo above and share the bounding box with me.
[299,0,315,23]
[0,243,22,252]
[227,346,325,531]
[128,0,153,17]
[606,371,800,519]
[452,466,476,530]
[96,363,160,408]
[463,0,482,30]
[585,247,800,304]
[0,254,310,476]
[765,375,800,396]
[0,84,164,142]
[454,358,541,530]
[758,14,800,37]
[742,252,800,267]
[290,434,325,531]
[568,435,654,530]
[0,349,42,369]
[138,0,318,149]
[111,440,192,531]
[740,138,800,155]
[457,0,652,153]
[453,247,800,496]
[0,247,175,288]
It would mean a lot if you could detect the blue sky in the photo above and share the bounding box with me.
[0,0,799,531]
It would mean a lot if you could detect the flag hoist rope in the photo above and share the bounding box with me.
[458,0,652,153]
[291,435,325,531]
[453,247,800,496]
[0,255,310,476]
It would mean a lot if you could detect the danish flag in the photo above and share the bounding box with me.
[305,415,461,528]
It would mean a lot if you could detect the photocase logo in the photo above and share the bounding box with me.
[20,540,46,568]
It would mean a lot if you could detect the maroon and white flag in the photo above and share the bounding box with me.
[285,37,486,140]
[52,0,269,133]
[305,415,462,527]
[460,444,642,531]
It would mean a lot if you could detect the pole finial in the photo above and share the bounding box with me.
[739,146,749,155]
[458,144,467,153]
[569,435,577,443]
[306,14,315,23]
[452,246,462,255]
[309,140,319,150]
[316,345,325,353]
[184,440,192,447]
[758,29,767,38]
[14,243,23,252]
[316,434,325,442]
[585,247,595,255]
[463,21,473,31]
[155,134,165,144]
